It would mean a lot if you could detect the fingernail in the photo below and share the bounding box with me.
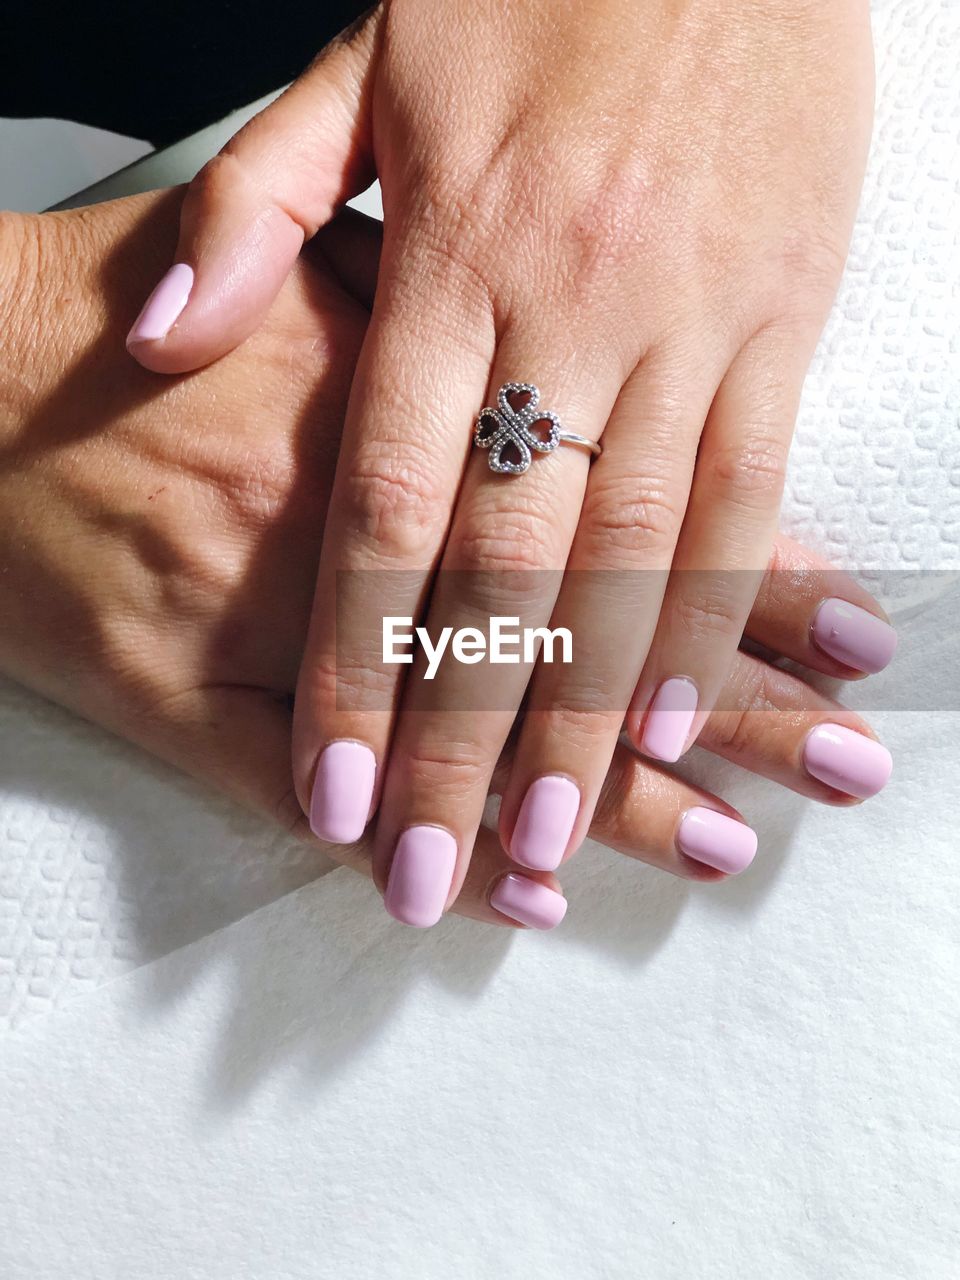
[811,598,898,674]
[384,826,458,928]
[509,775,581,871]
[677,807,758,875]
[803,723,893,799]
[491,874,568,930]
[126,262,194,347]
[309,741,376,844]
[639,677,698,763]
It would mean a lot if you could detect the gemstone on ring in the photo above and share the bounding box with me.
[474,382,600,474]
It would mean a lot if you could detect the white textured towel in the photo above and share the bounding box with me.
[0,1,958,1276]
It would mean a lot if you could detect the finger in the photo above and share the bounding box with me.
[548,741,758,881]
[366,743,758,928]
[127,679,571,930]
[628,327,807,762]
[496,348,726,871]
[291,238,497,848]
[491,638,892,889]
[126,7,380,373]
[698,650,893,802]
[370,326,625,924]
[745,534,897,677]
[451,748,754,923]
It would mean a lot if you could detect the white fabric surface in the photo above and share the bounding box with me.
[1,0,958,1275]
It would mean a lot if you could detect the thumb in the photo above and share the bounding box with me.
[127,6,381,373]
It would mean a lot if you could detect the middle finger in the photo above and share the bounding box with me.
[371,322,624,925]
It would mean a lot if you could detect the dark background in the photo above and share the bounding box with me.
[1,2,370,146]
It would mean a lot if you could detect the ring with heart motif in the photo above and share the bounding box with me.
[473,381,602,476]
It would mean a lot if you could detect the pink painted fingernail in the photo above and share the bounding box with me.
[384,826,457,928]
[491,874,568,930]
[803,723,893,799]
[677,807,758,875]
[126,263,194,347]
[509,775,581,871]
[309,741,376,844]
[639,677,698,763]
[811,598,898,674]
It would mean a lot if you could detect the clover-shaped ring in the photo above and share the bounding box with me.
[473,382,602,475]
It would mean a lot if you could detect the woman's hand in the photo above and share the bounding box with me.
[123,0,877,920]
[1,192,891,931]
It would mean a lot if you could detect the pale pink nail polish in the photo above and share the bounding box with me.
[639,677,698,763]
[309,741,376,844]
[811,598,898,674]
[126,263,194,347]
[509,775,581,871]
[491,874,568,930]
[803,723,893,799]
[384,826,457,928]
[677,807,758,875]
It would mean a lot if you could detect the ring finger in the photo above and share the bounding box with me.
[495,343,729,871]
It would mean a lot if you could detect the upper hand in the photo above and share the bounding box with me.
[124,0,878,922]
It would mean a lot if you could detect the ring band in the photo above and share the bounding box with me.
[556,430,603,456]
[474,381,602,475]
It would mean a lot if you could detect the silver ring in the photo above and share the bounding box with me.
[474,381,602,475]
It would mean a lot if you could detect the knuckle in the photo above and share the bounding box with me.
[705,663,776,758]
[559,159,662,279]
[778,225,849,297]
[342,444,450,562]
[705,434,787,510]
[401,740,491,798]
[187,151,253,217]
[453,508,557,576]
[413,171,490,254]
[582,475,682,561]
[528,705,617,747]
[669,589,742,643]
[307,652,395,717]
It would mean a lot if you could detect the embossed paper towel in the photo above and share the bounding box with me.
[0,694,957,1278]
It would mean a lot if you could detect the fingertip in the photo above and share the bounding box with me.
[635,677,699,763]
[490,873,568,930]
[810,597,898,675]
[127,196,306,373]
[125,262,194,359]
[676,806,758,875]
[802,722,893,801]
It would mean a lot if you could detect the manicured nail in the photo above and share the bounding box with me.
[491,874,568,930]
[677,807,758,875]
[803,723,893,799]
[811,598,897,674]
[126,263,194,347]
[384,826,458,928]
[639,677,698,763]
[309,741,376,844]
[509,775,581,871]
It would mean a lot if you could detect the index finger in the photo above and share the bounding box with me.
[292,237,496,845]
